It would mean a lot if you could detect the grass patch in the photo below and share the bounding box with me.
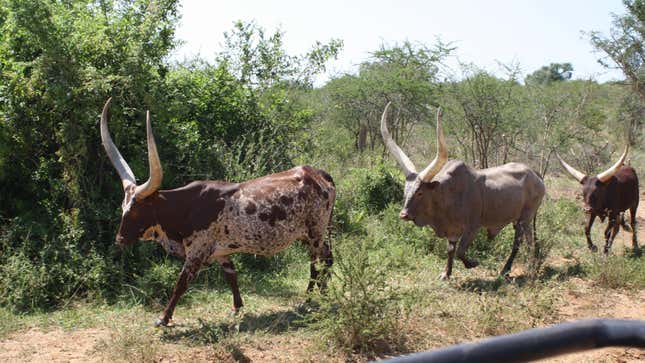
[0,308,25,339]
[587,254,645,289]
[93,323,161,362]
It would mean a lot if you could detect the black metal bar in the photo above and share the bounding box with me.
[379,319,645,363]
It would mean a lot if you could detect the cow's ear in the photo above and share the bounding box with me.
[579,175,589,185]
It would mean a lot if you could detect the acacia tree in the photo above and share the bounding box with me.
[324,40,453,152]
[176,21,344,181]
[525,63,573,86]
[443,65,522,169]
[220,20,343,89]
[589,0,644,101]
[522,80,604,177]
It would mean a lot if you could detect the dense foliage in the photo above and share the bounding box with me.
[0,0,340,311]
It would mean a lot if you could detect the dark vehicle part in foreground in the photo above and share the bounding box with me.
[379,319,644,363]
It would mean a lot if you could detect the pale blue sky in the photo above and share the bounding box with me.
[173,0,627,84]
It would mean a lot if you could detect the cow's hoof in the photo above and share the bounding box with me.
[229,306,243,317]
[588,244,598,253]
[439,272,451,280]
[154,318,172,327]
[464,259,479,269]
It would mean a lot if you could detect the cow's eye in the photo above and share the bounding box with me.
[415,191,423,197]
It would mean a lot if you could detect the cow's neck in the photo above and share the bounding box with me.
[141,190,189,258]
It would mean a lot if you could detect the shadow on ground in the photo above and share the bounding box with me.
[455,260,588,293]
[161,301,318,345]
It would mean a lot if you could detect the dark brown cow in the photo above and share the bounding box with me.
[100,98,335,326]
[381,103,545,279]
[557,148,639,254]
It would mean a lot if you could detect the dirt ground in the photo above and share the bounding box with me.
[1,284,642,363]
[539,192,645,363]
[0,328,107,363]
[1,194,643,362]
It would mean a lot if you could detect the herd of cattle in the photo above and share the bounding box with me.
[100,99,639,326]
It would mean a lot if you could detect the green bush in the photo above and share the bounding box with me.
[310,236,407,355]
[334,164,403,235]
[341,165,403,215]
[131,260,182,307]
[0,213,110,312]
[374,204,443,257]
[0,253,49,312]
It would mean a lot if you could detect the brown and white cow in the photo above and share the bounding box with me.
[381,103,545,279]
[100,98,335,326]
[557,148,639,254]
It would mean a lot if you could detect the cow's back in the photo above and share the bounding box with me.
[606,166,639,212]
[478,162,545,228]
[210,166,335,256]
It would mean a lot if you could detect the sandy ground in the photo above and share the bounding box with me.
[538,279,645,363]
[0,328,107,363]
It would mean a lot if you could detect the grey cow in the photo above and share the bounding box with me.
[381,103,545,279]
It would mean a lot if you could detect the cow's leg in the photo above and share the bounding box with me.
[440,240,457,280]
[603,222,612,240]
[619,212,632,232]
[603,214,621,255]
[585,213,598,252]
[215,256,243,313]
[316,240,333,291]
[630,206,639,251]
[500,222,524,277]
[306,234,333,292]
[456,229,479,269]
[156,257,202,327]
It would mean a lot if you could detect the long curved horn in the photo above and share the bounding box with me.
[133,110,163,200]
[418,107,448,182]
[555,153,586,183]
[381,102,417,177]
[101,98,136,190]
[596,145,628,183]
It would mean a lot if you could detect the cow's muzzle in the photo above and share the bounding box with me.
[115,234,125,246]
[399,210,411,221]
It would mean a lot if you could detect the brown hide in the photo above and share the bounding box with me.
[578,166,639,254]
[116,166,335,326]
[580,166,639,217]
[101,99,335,326]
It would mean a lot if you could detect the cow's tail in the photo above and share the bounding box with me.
[327,206,335,248]
[316,169,336,247]
[533,214,538,245]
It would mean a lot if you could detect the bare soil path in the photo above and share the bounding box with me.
[0,328,107,363]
